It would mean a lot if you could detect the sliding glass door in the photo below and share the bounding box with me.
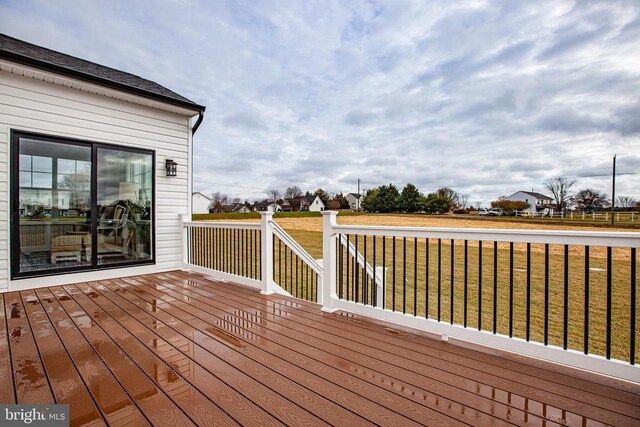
[97,147,153,266]
[12,132,154,278]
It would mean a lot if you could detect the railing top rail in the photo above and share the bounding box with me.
[332,224,640,247]
[272,222,323,275]
[183,221,261,230]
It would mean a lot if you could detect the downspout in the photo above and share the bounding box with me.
[192,111,204,135]
[188,110,204,219]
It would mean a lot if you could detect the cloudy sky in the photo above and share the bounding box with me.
[1,0,639,205]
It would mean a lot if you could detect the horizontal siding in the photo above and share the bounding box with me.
[0,69,194,291]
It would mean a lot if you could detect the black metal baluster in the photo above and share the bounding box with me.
[364,236,368,305]
[526,243,531,341]
[403,237,407,314]
[563,245,569,350]
[346,235,350,301]
[414,237,418,316]
[493,241,498,335]
[382,236,386,310]
[464,240,468,328]
[373,236,377,307]
[606,246,612,359]
[258,230,262,281]
[509,242,514,338]
[392,236,396,311]
[479,241,483,331]
[584,246,589,354]
[544,243,549,346]
[631,247,636,365]
[279,238,282,285]
[426,238,429,318]
[290,245,293,294]
[450,239,455,324]
[438,238,441,321]
[304,264,311,301]
[355,234,359,304]
[339,235,343,299]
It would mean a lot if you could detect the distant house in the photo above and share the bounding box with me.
[306,195,325,212]
[505,191,553,214]
[282,195,325,212]
[222,203,251,213]
[252,200,280,212]
[192,192,212,214]
[345,193,362,210]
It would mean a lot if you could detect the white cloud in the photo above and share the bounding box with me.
[1,0,638,204]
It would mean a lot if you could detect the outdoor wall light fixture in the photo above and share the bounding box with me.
[165,159,178,177]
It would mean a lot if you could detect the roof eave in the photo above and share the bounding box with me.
[0,50,206,113]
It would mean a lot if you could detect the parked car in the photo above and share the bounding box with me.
[480,208,503,216]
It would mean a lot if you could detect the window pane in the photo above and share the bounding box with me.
[32,172,52,188]
[32,155,52,172]
[19,171,31,187]
[17,138,92,274]
[97,147,153,265]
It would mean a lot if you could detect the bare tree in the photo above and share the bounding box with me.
[436,187,459,208]
[458,193,470,209]
[209,192,229,213]
[284,186,303,200]
[231,197,241,204]
[544,176,575,210]
[266,188,281,204]
[574,188,608,211]
[616,196,637,208]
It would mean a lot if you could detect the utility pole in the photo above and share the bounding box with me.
[357,178,361,211]
[611,154,616,225]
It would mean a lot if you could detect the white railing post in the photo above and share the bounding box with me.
[320,211,338,312]
[260,212,276,295]
[375,266,387,308]
[180,213,189,269]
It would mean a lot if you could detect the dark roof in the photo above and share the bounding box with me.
[521,191,553,200]
[347,193,362,199]
[0,33,205,112]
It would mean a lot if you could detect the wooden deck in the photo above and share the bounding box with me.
[1,271,639,426]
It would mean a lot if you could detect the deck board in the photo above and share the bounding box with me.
[5,291,54,404]
[20,289,104,427]
[1,271,638,427]
[0,294,16,404]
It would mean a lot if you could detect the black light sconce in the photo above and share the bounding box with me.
[165,159,178,177]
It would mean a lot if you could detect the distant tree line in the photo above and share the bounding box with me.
[361,184,467,214]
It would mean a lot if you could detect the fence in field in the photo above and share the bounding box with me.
[182,212,640,381]
[514,210,637,222]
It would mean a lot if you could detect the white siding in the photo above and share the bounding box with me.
[0,67,197,291]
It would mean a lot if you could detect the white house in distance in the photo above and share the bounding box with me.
[0,34,205,292]
[306,195,325,212]
[505,190,553,214]
[192,191,212,214]
[345,192,361,210]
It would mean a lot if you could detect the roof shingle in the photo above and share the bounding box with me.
[0,33,205,112]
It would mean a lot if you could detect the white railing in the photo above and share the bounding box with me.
[181,211,640,382]
[181,213,321,299]
[320,211,640,382]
